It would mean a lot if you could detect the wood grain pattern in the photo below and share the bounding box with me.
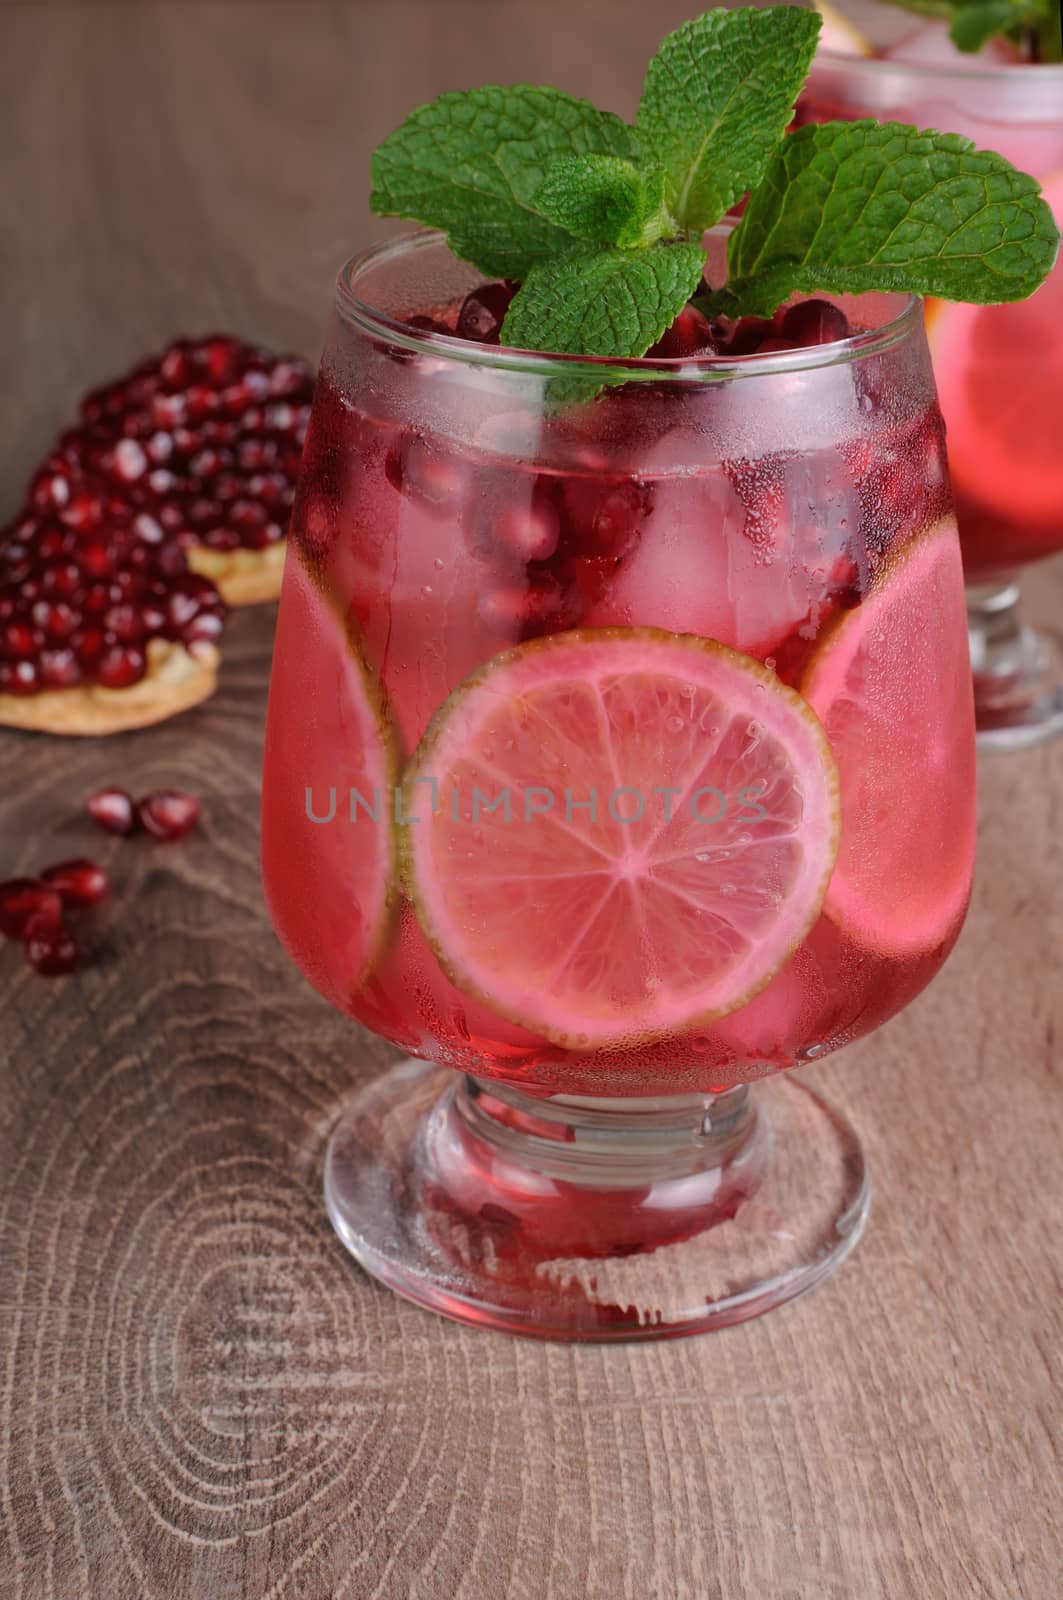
[1,4,1061,1597]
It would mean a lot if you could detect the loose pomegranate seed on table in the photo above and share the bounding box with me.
[137,790,200,842]
[0,877,64,940]
[86,788,137,835]
[23,916,80,977]
[41,858,111,908]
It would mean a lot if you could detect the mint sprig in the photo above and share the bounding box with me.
[636,6,821,232]
[701,120,1059,318]
[369,85,641,280]
[369,7,1061,362]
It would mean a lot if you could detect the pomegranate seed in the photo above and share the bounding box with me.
[0,660,38,695]
[24,917,80,977]
[41,562,82,599]
[87,788,137,835]
[81,582,112,616]
[31,600,79,641]
[138,790,200,841]
[77,537,116,578]
[242,369,271,402]
[38,647,83,688]
[559,477,649,562]
[183,611,225,647]
[72,627,106,668]
[62,493,103,532]
[482,489,561,566]
[133,513,165,545]
[1,621,37,659]
[152,392,187,427]
[103,603,147,643]
[456,282,516,345]
[190,447,231,479]
[184,386,218,422]
[201,337,241,386]
[96,644,147,689]
[203,527,241,551]
[269,358,314,396]
[37,527,71,563]
[146,430,174,463]
[385,436,467,511]
[647,304,716,359]
[42,857,110,907]
[781,299,850,347]
[111,438,148,481]
[0,878,64,939]
[723,317,775,355]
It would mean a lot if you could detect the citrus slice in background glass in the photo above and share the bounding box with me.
[403,628,840,1049]
[261,555,397,1008]
[925,172,1063,530]
[802,520,975,959]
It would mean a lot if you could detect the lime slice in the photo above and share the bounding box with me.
[403,628,840,1050]
[926,172,1063,531]
[262,555,397,1006]
[802,521,975,959]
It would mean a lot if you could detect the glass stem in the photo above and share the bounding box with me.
[967,578,1044,705]
[418,1076,771,1261]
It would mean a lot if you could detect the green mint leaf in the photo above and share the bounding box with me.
[950,2,1031,51]
[705,120,1061,318]
[636,6,822,234]
[370,85,640,280]
[534,156,673,248]
[500,243,706,359]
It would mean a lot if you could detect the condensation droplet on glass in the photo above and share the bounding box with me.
[433,557,445,571]
[666,714,685,734]
[720,883,736,897]
[764,656,776,672]
[421,584,433,596]
[695,851,711,863]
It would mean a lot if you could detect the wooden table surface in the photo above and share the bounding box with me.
[1,4,1061,1597]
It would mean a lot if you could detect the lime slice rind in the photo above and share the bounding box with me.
[402,627,840,1051]
[802,521,975,961]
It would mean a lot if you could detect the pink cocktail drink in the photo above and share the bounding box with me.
[262,229,977,1334]
[801,17,1063,743]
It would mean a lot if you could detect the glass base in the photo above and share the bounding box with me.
[967,580,1063,751]
[324,1059,870,1342]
